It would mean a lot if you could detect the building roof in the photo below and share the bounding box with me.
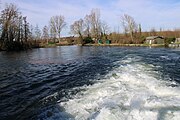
[146,36,164,40]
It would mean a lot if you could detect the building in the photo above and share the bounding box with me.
[175,38,180,43]
[98,40,103,44]
[106,39,111,44]
[145,36,164,44]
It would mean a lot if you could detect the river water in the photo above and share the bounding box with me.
[0,46,180,120]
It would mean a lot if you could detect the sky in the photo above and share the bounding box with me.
[1,0,180,36]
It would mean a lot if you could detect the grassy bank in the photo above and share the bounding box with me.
[33,42,166,48]
[39,42,73,48]
[84,43,165,47]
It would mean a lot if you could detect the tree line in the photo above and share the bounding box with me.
[33,8,180,45]
[25,8,142,45]
[40,8,109,45]
[0,3,67,51]
[1,3,180,51]
[0,3,31,51]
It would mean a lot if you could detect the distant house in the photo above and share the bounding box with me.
[145,36,164,44]
[98,39,103,44]
[106,39,111,44]
[175,38,180,43]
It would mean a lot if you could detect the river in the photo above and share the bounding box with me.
[0,46,180,120]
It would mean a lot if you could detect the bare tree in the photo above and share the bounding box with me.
[70,19,84,40]
[49,15,66,43]
[0,4,19,42]
[84,15,91,37]
[23,16,28,42]
[28,25,34,40]
[42,25,49,44]
[138,24,142,36]
[0,3,30,50]
[121,14,138,42]
[34,24,41,40]
[101,21,110,37]
[49,23,56,42]
[149,28,157,36]
[89,9,101,39]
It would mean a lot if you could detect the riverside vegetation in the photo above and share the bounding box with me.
[0,3,180,51]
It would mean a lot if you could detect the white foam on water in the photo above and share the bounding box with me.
[57,55,180,120]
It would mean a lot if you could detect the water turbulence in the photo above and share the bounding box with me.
[43,55,180,120]
[0,47,180,120]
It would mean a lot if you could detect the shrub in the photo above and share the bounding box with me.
[165,37,175,46]
[83,37,93,44]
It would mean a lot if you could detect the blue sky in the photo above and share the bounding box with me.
[1,0,180,36]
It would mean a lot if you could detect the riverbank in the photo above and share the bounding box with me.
[83,43,165,47]
[26,43,167,49]
[39,42,166,48]
[0,43,172,52]
[39,43,73,48]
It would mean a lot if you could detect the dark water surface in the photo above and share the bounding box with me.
[0,46,180,120]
